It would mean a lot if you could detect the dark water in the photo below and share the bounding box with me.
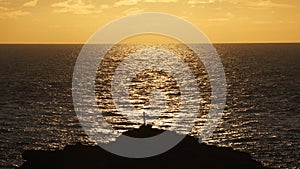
[0,44,299,168]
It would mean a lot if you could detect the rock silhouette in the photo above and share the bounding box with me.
[17,125,270,169]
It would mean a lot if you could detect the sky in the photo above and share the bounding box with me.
[0,0,299,43]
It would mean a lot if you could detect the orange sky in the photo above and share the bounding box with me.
[0,0,300,43]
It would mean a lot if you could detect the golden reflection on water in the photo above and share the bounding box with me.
[95,37,212,136]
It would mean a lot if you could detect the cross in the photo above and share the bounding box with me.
[143,112,146,126]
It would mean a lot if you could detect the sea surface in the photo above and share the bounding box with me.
[0,44,299,168]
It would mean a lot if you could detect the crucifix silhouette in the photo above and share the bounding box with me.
[143,112,146,126]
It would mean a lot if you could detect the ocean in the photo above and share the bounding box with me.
[0,44,299,168]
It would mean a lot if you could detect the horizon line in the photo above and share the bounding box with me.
[0,41,300,45]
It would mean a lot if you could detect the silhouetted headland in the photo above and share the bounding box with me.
[17,125,271,169]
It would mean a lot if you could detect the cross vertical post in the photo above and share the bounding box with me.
[143,112,146,126]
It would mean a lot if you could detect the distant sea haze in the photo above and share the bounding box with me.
[0,44,299,168]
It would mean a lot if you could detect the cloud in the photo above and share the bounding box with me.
[0,10,30,19]
[23,0,39,7]
[187,0,294,9]
[226,0,294,9]
[0,3,30,19]
[188,0,215,5]
[124,7,144,15]
[144,0,177,2]
[51,0,101,14]
[114,0,177,7]
[208,18,229,22]
[0,6,8,11]
[252,20,272,24]
[114,0,141,7]
[100,4,110,9]
[206,12,234,22]
[0,0,10,6]
[226,12,234,18]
